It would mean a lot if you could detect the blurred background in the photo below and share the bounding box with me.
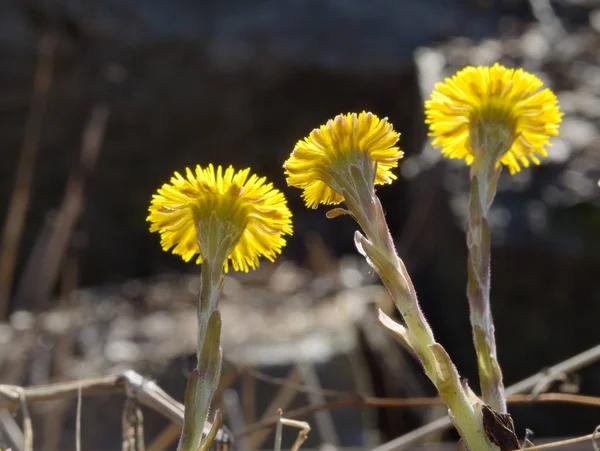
[1,0,599,450]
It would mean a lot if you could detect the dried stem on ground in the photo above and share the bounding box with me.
[0,370,228,448]
[122,398,145,451]
[0,410,25,451]
[76,384,82,451]
[236,393,600,439]
[508,424,600,451]
[370,343,600,451]
[1,343,599,450]
[274,410,310,451]
[0,372,184,427]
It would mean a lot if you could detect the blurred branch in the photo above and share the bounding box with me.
[122,398,145,451]
[236,392,600,439]
[14,104,109,310]
[0,370,230,445]
[241,371,256,428]
[0,32,58,320]
[370,342,600,451]
[146,423,181,451]
[76,383,82,451]
[0,409,25,451]
[510,393,600,406]
[0,371,180,423]
[245,366,301,451]
[0,368,598,449]
[221,390,247,451]
[298,363,340,447]
[278,414,310,451]
[19,388,33,451]
[509,424,600,451]
[239,364,352,398]
[0,395,31,451]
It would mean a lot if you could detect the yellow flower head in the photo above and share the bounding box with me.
[425,63,562,174]
[284,112,402,208]
[148,164,293,272]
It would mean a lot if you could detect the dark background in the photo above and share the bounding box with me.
[1,0,599,450]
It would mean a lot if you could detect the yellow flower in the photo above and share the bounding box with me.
[425,63,562,174]
[284,112,402,208]
[148,164,292,272]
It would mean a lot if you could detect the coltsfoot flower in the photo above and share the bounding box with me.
[148,164,292,272]
[284,111,402,208]
[425,63,562,174]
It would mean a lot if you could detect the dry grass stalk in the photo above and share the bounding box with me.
[122,398,145,451]
[14,104,109,310]
[76,384,82,451]
[246,366,302,450]
[274,409,310,451]
[0,32,58,319]
[507,424,600,451]
[146,423,181,451]
[0,371,184,427]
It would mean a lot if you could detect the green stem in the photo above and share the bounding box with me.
[339,156,493,450]
[178,262,224,451]
[178,215,232,451]
[344,163,436,355]
[467,148,507,414]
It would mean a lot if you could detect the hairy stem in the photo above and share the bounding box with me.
[467,149,506,414]
[338,155,493,450]
[178,216,231,451]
